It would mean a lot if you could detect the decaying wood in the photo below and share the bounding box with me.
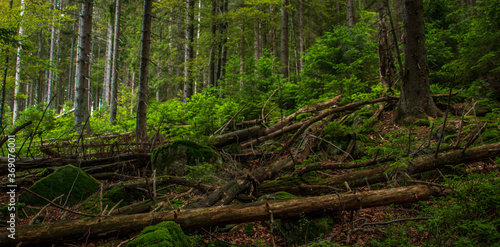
[320,142,500,189]
[281,96,396,154]
[0,153,151,176]
[2,185,448,245]
[211,95,342,148]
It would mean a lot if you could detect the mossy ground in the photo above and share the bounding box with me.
[83,186,141,214]
[127,221,189,247]
[20,164,100,206]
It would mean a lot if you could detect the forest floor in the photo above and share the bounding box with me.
[1,97,500,246]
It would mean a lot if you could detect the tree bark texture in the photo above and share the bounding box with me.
[396,0,438,120]
[109,0,121,125]
[136,0,153,141]
[103,16,113,104]
[74,0,93,133]
[280,0,289,79]
[346,0,356,26]
[1,185,447,245]
[183,0,195,102]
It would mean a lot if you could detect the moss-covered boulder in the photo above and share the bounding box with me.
[83,186,141,214]
[21,165,100,206]
[127,221,189,247]
[152,140,219,176]
[257,192,334,245]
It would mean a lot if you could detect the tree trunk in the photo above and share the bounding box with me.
[378,0,393,89]
[74,0,93,133]
[280,0,289,79]
[102,17,113,104]
[183,0,195,102]
[254,20,261,61]
[0,185,446,245]
[47,0,58,105]
[109,0,121,125]
[136,0,153,142]
[68,8,77,102]
[13,0,25,124]
[346,0,356,27]
[298,0,305,72]
[396,0,438,121]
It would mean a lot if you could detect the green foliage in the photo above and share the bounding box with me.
[290,22,378,107]
[127,221,189,247]
[370,172,500,246]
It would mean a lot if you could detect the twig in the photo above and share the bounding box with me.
[29,194,64,225]
[0,120,32,149]
[212,102,248,137]
[454,108,466,148]
[27,95,56,158]
[22,188,107,217]
[462,122,487,154]
[360,217,433,227]
[435,86,454,158]
[309,134,355,162]
[262,88,280,124]
[200,228,249,247]
[471,99,484,145]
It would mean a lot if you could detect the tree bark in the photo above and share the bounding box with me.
[74,0,93,133]
[346,0,356,27]
[183,0,195,102]
[280,0,289,79]
[102,17,113,104]
[298,0,305,72]
[47,0,58,105]
[136,0,153,142]
[12,0,25,124]
[0,185,447,245]
[109,0,121,125]
[396,0,438,121]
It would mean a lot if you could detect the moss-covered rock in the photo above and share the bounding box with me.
[83,186,141,214]
[257,192,334,245]
[127,221,189,247]
[20,165,99,206]
[152,140,220,176]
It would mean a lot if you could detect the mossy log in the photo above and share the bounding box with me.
[1,185,447,246]
[260,142,500,194]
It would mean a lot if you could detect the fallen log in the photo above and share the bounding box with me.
[260,142,500,194]
[281,96,396,154]
[211,96,342,148]
[2,185,448,245]
[0,153,151,176]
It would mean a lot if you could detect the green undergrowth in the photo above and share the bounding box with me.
[369,171,500,246]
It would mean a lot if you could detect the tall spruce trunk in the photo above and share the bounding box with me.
[74,0,93,133]
[183,0,195,102]
[47,0,57,105]
[396,0,438,121]
[102,18,113,104]
[109,0,120,125]
[280,0,289,79]
[136,0,153,142]
[346,0,356,27]
[13,0,25,124]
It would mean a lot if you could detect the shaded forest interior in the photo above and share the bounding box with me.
[1,0,500,246]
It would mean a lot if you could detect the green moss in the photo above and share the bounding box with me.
[307,240,341,247]
[127,221,189,247]
[257,191,298,201]
[152,140,219,176]
[83,186,140,214]
[21,165,100,206]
